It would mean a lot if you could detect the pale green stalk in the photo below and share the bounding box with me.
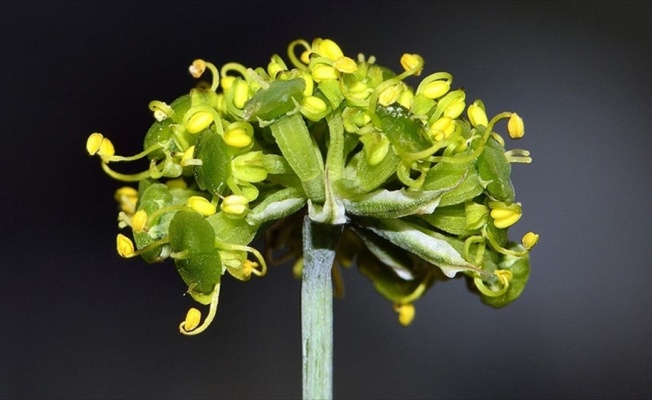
[301,216,340,400]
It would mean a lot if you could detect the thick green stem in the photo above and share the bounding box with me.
[302,215,340,400]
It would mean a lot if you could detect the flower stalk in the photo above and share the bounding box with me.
[301,216,341,400]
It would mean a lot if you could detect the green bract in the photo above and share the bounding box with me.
[88,37,537,333]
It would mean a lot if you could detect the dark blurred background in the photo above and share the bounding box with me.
[2,1,651,398]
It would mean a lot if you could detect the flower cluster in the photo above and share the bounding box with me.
[87,38,537,334]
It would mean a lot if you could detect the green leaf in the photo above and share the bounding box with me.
[359,218,485,278]
[134,183,173,263]
[242,78,305,121]
[194,127,231,196]
[476,137,515,202]
[343,188,449,219]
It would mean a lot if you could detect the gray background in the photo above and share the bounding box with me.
[2,1,651,398]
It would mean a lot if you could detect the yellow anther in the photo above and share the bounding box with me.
[267,60,285,79]
[316,38,344,61]
[400,53,424,76]
[188,59,207,78]
[182,308,202,332]
[508,112,525,139]
[116,234,135,258]
[429,117,455,141]
[166,178,187,190]
[348,81,372,100]
[422,80,450,99]
[300,49,312,65]
[296,70,314,97]
[378,85,402,107]
[131,210,148,233]
[114,186,138,202]
[180,146,201,167]
[221,75,235,91]
[443,100,465,119]
[221,194,249,218]
[334,56,357,74]
[490,203,522,229]
[242,259,261,278]
[185,111,214,134]
[233,79,250,109]
[311,64,340,82]
[467,100,488,128]
[86,133,104,155]
[187,196,217,216]
[98,137,115,162]
[393,303,416,326]
[300,96,329,121]
[521,231,540,250]
[224,127,252,148]
[495,269,513,286]
[397,90,414,110]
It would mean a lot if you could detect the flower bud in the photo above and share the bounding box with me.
[300,96,329,121]
[508,113,525,139]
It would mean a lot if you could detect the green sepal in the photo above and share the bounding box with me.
[476,137,515,202]
[134,183,173,263]
[423,160,483,206]
[246,187,307,226]
[206,212,257,246]
[375,104,432,154]
[242,78,305,121]
[358,218,485,278]
[421,203,479,236]
[269,113,325,202]
[317,79,344,110]
[169,211,222,303]
[194,127,231,196]
[143,95,192,160]
[342,187,450,219]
